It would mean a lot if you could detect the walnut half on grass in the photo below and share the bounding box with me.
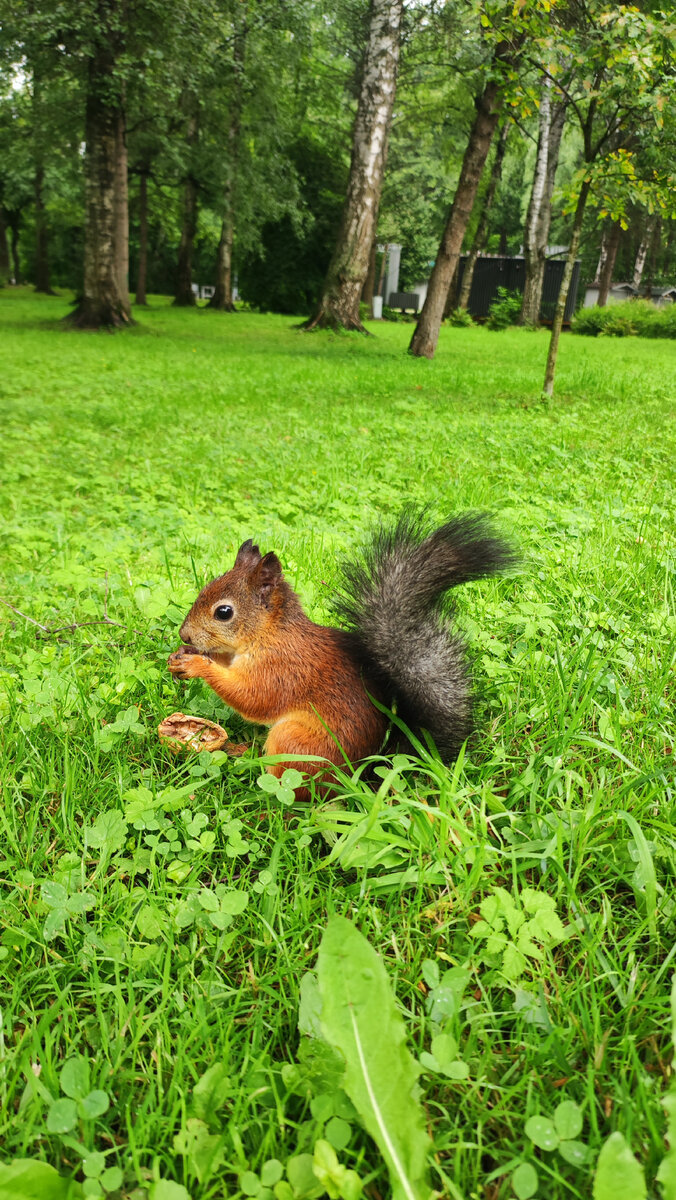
[158,712,230,754]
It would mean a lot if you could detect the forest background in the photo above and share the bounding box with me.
[1,0,675,347]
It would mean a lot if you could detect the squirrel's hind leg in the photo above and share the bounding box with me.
[265,713,344,802]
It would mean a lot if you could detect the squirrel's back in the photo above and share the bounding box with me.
[333,509,516,761]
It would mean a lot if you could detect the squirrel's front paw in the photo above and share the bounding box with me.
[168,647,210,680]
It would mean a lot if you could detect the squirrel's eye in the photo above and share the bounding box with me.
[214,605,234,622]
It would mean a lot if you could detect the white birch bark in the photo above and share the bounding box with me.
[306,0,403,330]
[520,78,566,324]
[632,217,655,291]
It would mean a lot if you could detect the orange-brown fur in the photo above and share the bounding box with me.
[168,540,386,800]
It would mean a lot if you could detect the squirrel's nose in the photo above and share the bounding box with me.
[179,621,193,645]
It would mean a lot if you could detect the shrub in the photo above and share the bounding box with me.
[446,307,474,327]
[486,287,522,330]
[572,299,676,339]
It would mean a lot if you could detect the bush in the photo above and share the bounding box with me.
[446,307,474,327]
[572,299,676,339]
[486,287,522,330]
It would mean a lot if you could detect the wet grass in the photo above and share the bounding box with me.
[0,286,674,1199]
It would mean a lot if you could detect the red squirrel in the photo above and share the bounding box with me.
[168,510,514,800]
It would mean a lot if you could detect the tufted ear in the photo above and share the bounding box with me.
[250,551,283,599]
[234,538,262,571]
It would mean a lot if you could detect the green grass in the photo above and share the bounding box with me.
[0,286,675,1200]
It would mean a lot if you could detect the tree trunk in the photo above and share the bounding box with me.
[7,212,21,283]
[596,220,622,306]
[409,75,505,358]
[458,120,509,311]
[520,87,566,325]
[543,178,591,397]
[210,215,235,310]
[67,18,132,329]
[174,104,199,308]
[134,169,149,304]
[643,216,661,300]
[361,237,377,316]
[304,0,403,332]
[209,27,245,312]
[114,110,130,311]
[174,175,198,306]
[0,211,11,285]
[34,164,53,293]
[32,64,53,295]
[631,216,654,292]
[442,263,460,319]
[594,225,609,286]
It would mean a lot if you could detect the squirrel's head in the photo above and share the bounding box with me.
[178,538,292,657]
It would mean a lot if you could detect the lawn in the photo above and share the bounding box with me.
[0,287,675,1200]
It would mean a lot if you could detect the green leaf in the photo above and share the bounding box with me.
[312,1140,362,1200]
[593,1132,646,1200]
[85,811,128,854]
[172,1118,224,1183]
[197,888,219,912]
[60,1056,90,1101]
[65,893,96,916]
[512,1162,538,1199]
[554,1100,583,1141]
[286,1154,322,1199]
[219,889,249,915]
[502,942,528,981]
[317,916,432,1200]
[260,1162,284,1188]
[558,1140,588,1167]
[258,774,280,793]
[149,1184,191,1200]
[81,1155,105,1180]
[99,1167,123,1191]
[77,1090,109,1119]
[0,1159,83,1199]
[46,1098,79,1134]
[192,1062,231,1120]
[298,972,324,1040]
[325,1116,352,1150]
[430,1033,458,1065]
[240,1172,261,1196]
[281,769,304,789]
[657,1091,676,1198]
[273,1184,294,1200]
[525,1115,558,1151]
[41,882,69,908]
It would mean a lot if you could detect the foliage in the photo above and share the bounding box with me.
[1,293,676,1197]
[238,134,347,314]
[593,1133,646,1200]
[446,306,474,327]
[572,299,676,339]
[486,286,522,329]
[316,918,432,1200]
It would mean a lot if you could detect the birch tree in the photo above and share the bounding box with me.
[304,0,403,332]
[632,215,656,291]
[519,78,566,325]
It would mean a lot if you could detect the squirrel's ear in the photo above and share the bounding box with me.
[251,551,283,599]
[235,538,262,569]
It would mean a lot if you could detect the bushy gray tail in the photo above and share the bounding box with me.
[334,510,516,762]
